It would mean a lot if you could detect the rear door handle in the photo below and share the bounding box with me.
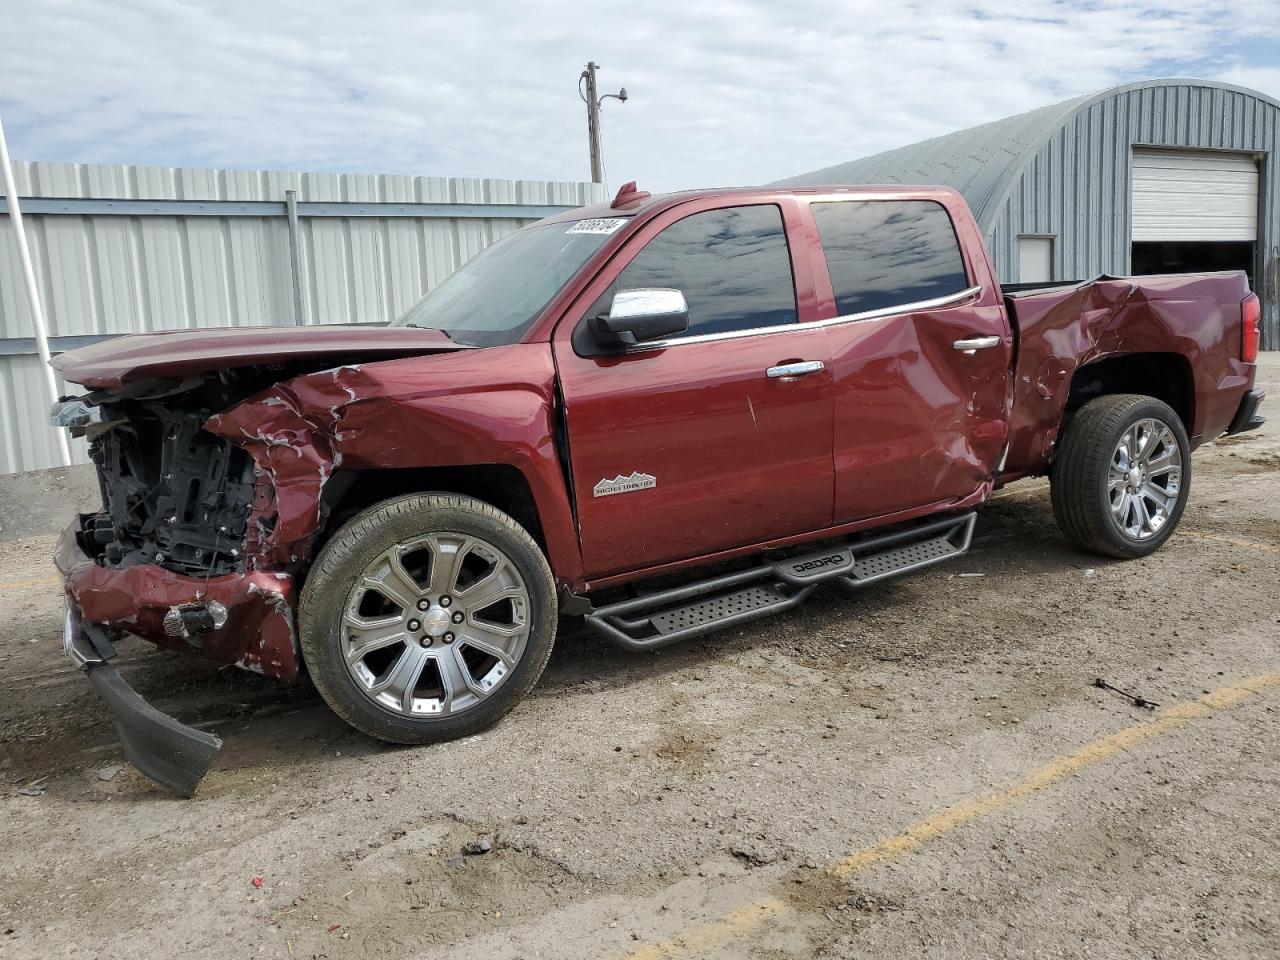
[766,360,825,379]
[952,335,1001,354]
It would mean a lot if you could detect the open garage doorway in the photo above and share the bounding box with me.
[1131,240,1255,288]
[1130,148,1259,287]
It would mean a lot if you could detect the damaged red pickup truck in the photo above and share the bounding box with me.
[51,183,1265,793]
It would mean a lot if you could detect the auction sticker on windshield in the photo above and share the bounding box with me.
[566,218,627,235]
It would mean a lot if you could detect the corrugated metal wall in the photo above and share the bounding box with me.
[0,162,606,473]
[780,79,1279,351]
[988,83,1279,347]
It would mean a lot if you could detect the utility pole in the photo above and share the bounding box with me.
[583,61,603,184]
[580,62,628,185]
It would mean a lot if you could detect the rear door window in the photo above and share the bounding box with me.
[811,200,969,317]
[612,204,797,337]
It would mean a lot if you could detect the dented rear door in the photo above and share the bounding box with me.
[806,197,1013,524]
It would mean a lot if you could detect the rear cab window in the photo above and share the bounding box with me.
[594,204,798,340]
[810,200,969,317]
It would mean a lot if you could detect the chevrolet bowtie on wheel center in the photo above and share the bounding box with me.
[49,181,1265,793]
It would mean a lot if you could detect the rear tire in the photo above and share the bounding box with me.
[1050,394,1190,559]
[299,493,557,744]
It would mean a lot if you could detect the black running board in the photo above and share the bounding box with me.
[585,512,976,651]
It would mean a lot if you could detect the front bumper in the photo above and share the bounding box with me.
[64,607,222,796]
[1226,388,1266,435]
[56,519,301,680]
[57,517,301,795]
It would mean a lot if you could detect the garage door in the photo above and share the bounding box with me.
[1131,149,1259,242]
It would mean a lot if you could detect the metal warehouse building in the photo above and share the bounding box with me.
[0,164,605,473]
[781,78,1280,349]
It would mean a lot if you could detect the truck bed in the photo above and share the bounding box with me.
[999,271,1255,480]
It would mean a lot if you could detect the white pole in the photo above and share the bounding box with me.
[0,113,71,467]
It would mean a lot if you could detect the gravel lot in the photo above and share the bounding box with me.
[2,357,1278,960]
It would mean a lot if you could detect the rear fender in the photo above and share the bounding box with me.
[1002,274,1254,475]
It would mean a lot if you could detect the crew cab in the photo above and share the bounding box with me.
[50,182,1265,794]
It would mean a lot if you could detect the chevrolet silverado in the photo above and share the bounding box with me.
[49,182,1265,793]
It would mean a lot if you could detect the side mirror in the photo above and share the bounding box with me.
[592,288,689,347]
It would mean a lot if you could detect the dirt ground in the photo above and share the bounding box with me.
[2,359,1279,960]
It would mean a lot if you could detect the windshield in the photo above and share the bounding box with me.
[391,219,626,345]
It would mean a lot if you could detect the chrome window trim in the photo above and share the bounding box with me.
[823,284,985,327]
[623,285,985,352]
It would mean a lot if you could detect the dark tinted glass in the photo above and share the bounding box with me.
[811,201,969,316]
[615,205,796,337]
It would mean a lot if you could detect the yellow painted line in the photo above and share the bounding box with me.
[621,670,1280,960]
[1181,531,1280,556]
[624,897,789,960]
[831,670,1279,876]
[0,574,61,591]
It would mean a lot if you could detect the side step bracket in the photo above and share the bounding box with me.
[585,512,976,651]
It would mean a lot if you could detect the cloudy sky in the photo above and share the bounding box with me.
[3,0,1279,194]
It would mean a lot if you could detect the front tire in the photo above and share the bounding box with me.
[1050,394,1190,559]
[299,493,557,744]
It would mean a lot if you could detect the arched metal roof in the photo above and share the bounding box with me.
[775,78,1280,231]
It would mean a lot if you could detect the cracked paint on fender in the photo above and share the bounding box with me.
[205,344,584,582]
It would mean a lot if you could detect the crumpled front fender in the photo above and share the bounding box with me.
[204,343,582,583]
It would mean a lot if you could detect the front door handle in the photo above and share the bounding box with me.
[952,335,1001,355]
[766,360,825,380]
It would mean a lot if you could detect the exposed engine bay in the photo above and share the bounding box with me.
[64,364,323,579]
[53,325,470,585]
[80,405,256,575]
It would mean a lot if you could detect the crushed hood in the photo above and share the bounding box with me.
[51,324,469,390]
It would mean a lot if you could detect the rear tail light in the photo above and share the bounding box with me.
[1242,294,1261,364]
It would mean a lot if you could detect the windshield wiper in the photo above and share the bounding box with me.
[402,323,454,340]
[409,325,478,346]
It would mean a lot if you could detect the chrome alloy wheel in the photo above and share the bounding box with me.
[1108,417,1183,541]
[341,533,531,718]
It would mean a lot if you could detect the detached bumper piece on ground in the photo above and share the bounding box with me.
[585,512,977,650]
[63,609,222,796]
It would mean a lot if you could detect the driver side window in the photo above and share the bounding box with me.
[610,204,798,338]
